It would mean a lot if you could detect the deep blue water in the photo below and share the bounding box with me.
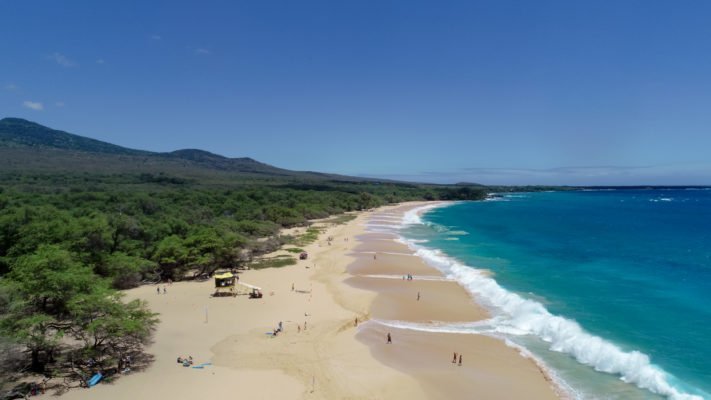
[404,190,711,399]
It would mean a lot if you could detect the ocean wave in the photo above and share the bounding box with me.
[401,202,453,226]
[397,208,704,400]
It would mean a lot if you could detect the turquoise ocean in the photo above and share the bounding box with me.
[397,190,710,400]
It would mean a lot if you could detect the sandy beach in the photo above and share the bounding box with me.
[43,202,560,400]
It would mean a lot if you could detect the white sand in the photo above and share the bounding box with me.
[44,202,559,399]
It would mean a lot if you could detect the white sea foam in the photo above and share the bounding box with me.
[484,197,510,202]
[396,204,703,400]
[408,239,429,243]
[401,202,452,226]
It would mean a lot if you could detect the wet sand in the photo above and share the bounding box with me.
[349,203,561,399]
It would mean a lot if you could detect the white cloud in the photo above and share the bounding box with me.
[50,52,77,67]
[194,48,211,55]
[96,59,105,64]
[23,101,44,110]
[5,83,17,91]
[151,34,162,40]
[55,101,65,107]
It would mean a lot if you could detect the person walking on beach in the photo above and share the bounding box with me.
[292,283,294,291]
[163,286,167,294]
[458,354,462,366]
[354,317,358,327]
[156,287,160,295]
[453,352,457,363]
[417,291,420,301]
[387,332,392,344]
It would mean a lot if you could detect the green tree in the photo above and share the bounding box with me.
[0,246,95,371]
[68,286,157,367]
[101,252,156,289]
[0,245,157,374]
[152,235,189,279]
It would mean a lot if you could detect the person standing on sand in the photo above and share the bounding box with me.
[453,352,457,363]
[156,287,160,295]
[417,291,420,301]
[291,283,294,291]
[354,317,358,327]
[163,286,167,294]
[387,332,392,344]
[458,354,462,366]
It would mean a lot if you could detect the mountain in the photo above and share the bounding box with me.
[0,117,148,156]
[0,117,368,182]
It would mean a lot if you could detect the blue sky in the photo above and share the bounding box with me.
[2,0,711,185]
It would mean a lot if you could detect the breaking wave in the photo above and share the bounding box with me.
[396,204,704,400]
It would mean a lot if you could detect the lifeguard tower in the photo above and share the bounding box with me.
[214,272,236,297]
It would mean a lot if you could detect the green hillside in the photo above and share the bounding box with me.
[0,117,148,155]
[0,117,363,181]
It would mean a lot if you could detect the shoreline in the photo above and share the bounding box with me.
[40,201,560,399]
[349,202,562,399]
[397,198,708,400]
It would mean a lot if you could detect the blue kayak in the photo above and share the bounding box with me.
[87,373,103,387]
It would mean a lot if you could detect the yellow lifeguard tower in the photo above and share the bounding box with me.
[214,272,236,297]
